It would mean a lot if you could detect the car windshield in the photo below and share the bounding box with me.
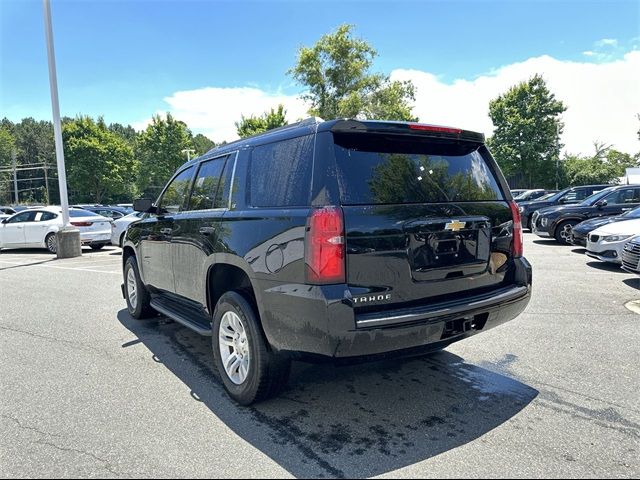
[580,187,615,206]
[536,192,555,201]
[621,206,640,218]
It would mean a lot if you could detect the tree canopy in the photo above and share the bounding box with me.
[135,113,195,199]
[63,116,137,204]
[235,104,287,138]
[289,24,417,121]
[488,75,566,188]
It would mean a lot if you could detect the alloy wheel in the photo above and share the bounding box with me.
[126,267,138,310]
[218,311,251,385]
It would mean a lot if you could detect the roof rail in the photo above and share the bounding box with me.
[200,117,325,158]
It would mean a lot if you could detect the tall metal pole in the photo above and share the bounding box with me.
[43,0,70,227]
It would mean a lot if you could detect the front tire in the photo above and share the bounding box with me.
[212,291,290,406]
[124,256,154,319]
[90,244,104,251]
[555,220,577,245]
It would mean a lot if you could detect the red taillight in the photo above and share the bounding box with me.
[509,200,523,258]
[409,123,462,134]
[71,221,92,227]
[306,207,345,284]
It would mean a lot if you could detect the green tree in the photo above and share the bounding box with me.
[135,113,194,199]
[235,104,287,138]
[0,127,16,203]
[192,133,216,155]
[487,75,567,188]
[289,24,417,121]
[63,116,137,203]
[108,123,138,144]
[561,142,639,186]
[7,118,58,204]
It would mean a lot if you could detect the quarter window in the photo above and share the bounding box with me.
[159,167,195,214]
[189,156,228,211]
[249,135,314,207]
[40,212,58,221]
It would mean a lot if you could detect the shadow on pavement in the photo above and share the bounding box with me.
[117,309,538,478]
[586,261,626,273]
[623,278,640,290]
[532,239,557,245]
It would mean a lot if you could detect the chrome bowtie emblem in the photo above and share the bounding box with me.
[445,220,466,232]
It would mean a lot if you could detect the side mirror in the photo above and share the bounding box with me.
[595,200,607,208]
[133,198,154,213]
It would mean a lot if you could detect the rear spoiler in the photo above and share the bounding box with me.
[325,119,485,143]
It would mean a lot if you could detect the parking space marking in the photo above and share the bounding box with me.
[0,259,121,274]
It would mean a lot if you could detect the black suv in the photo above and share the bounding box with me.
[532,185,640,244]
[122,119,532,405]
[518,184,611,230]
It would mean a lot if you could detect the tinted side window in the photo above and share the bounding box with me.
[606,188,640,204]
[189,156,228,211]
[8,211,37,223]
[249,135,314,207]
[159,167,195,214]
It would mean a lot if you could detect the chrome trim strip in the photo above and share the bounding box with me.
[355,286,529,329]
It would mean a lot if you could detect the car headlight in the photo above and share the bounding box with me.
[540,217,549,227]
[603,234,632,242]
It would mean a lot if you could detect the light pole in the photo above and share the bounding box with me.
[181,148,195,161]
[43,0,81,258]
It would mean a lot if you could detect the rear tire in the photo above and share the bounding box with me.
[45,233,57,254]
[124,256,154,319]
[212,291,291,406]
[554,220,577,245]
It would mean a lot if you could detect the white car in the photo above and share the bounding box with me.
[586,218,640,264]
[0,207,113,254]
[111,211,145,247]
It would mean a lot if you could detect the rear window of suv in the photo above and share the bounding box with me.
[333,133,504,205]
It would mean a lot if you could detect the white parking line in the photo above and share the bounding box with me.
[0,259,121,274]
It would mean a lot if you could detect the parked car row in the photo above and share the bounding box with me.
[517,183,640,274]
[0,207,113,253]
[0,203,142,254]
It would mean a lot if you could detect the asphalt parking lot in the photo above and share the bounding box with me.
[1,235,639,478]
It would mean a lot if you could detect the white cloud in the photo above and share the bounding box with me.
[140,51,640,155]
[392,51,640,155]
[582,51,596,57]
[134,87,308,143]
[596,38,618,47]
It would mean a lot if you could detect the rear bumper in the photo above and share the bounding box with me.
[261,257,532,359]
[80,232,111,245]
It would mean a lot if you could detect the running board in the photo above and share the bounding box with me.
[150,298,213,336]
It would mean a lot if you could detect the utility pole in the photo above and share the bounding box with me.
[12,149,18,204]
[43,161,50,204]
[43,0,81,258]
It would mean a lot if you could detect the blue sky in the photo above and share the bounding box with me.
[1,0,639,152]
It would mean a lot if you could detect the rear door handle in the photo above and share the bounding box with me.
[199,227,216,235]
[160,228,173,235]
